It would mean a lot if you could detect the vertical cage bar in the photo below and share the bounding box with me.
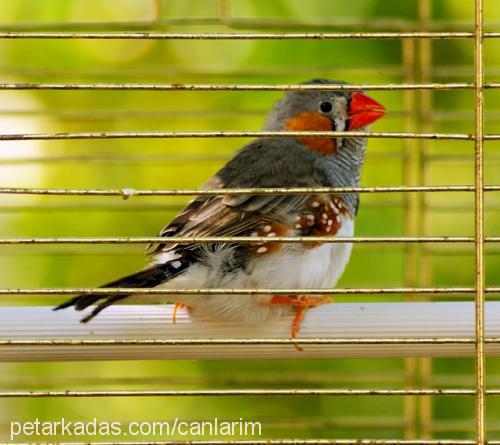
[153,0,162,23]
[402,37,418,440]
[474,0,486,443]
[417,0,433,438]
[218,0,231,25]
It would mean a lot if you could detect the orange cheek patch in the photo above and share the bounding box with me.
[285,112,336,155]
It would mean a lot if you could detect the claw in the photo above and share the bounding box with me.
[172,302,190,324]
[267,294,333,346]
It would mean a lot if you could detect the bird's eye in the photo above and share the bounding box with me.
[320,101,333,113]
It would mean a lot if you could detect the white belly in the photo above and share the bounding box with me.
[158,215,354,323]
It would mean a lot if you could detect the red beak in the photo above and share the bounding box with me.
[347,92,385,130]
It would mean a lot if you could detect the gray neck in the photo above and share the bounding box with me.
[315,137,367,215]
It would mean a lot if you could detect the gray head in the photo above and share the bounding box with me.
[263,78,384,155]
[263,79,385,212]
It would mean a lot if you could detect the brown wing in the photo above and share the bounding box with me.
[147,191,352,261]
[146,176,310,258]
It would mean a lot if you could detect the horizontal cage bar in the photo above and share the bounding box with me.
[0,441,490,445]
[0,31,498,40]
[2,338,500,346]
[0,236,499,244]
[1,185,499,196]
[0,389,493,398]
[0,82,498,91]
[0,131,486,141]
[0,441,489,445]
[0,287,495,295]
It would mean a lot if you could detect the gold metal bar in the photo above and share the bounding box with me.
[420,357,433,438]
[402,35,418,286]
[0,287,490,296]
[218,0,230,24]
[0,441,486,445]
[153,0,162,23]
[402,35,418,440]
[417,1,434,438]
[1,82,498,91]
[2,338,500,346]
[0,185,495,196]
[0,236,495,244]
[0,31,498,39]
[474,0,486,443]
[0,389,484,398]
[0,441,489,445]
[0,130,478,141]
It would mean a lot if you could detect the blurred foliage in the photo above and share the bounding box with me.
[0,0,500,442]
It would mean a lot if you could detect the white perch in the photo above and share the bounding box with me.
[1,302,499,361]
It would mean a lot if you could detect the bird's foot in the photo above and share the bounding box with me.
[267,295,333,345]
[172,302,191,324]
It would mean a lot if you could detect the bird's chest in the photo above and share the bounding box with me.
[246,214,354,289]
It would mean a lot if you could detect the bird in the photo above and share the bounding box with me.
[54,79,385,339]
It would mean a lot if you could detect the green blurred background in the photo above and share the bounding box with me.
[0,0,500,441]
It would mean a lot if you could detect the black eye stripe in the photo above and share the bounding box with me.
[320,101,333,113]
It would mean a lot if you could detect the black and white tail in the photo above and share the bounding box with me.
[53,259,190,323]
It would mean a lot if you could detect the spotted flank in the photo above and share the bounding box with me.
[249,222,289,255]
[248,195,350,256]
[294,195,349,248]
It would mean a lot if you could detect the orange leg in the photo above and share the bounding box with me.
[172,302,191,324]
[267,295,333,339]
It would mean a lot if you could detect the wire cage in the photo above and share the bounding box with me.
[0,0,499,443]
